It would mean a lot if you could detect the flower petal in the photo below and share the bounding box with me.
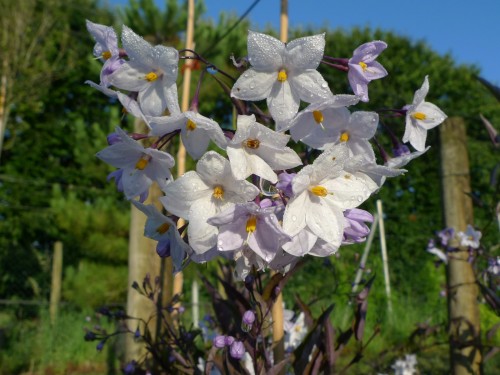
[139,81,168,116]
[267,81,300,124]
[231,69,275,101]
[247,31,284,71]
[289,70,333,103]
[285,33,325,71]
[161,171,210,218]
[306,199,343,244]
[282,192,308,237]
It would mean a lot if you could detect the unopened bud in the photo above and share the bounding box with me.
[241,310,255,332]
[213,335,226,348]
[229,340,245,359]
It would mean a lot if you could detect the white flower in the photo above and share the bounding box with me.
[403,76,447,151]
[96,127,174,199]
[231,31,332,127]
[160,152,259,254]
[457,224,482,249]
[284,311,307,351]
[226,115,301,183]
[149,111,227,159]
[109,26,180,116]
[282,145,378,247]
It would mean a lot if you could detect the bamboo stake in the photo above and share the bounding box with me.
[49,241,63,324]
[271,1,288,370]
[377,200,392,316]
[440,117,482,374]
[172,0,195,315]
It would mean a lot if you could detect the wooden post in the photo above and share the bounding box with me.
[440,117,482,374]
[271,2,288,370]
[49,241,63,324]
[125,119,164,363]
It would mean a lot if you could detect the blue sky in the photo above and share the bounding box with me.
[108,0,500,85]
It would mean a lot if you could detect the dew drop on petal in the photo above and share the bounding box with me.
[357,196,363,202]
[292,215,297,222]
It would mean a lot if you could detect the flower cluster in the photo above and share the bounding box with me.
[86,22,447,278]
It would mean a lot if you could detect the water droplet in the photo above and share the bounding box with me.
[250,85,255,90]
[218,240,223,245]
[292,215,297,221]
[321,82,328,88]
[357,196,363,202]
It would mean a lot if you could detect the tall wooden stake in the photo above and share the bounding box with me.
[271,1,288,371]
[440,117,482,374]
[125,119,164,362]
[172,0,196,316]
[49,241,63,324]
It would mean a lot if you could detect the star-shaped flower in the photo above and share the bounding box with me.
[109,25,180,116]
[207,202,291,262]
[282,145,378,247]
[86,20,124,86]
[96,127,174,199]
[231,31,333,127]
[226,115,301,183]
[348,41,388,102]
[457,225,482,249]
[148,111,227,160]
[161,152,259,254]
[403,76,447,151]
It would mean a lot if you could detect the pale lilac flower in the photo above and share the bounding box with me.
[403,76,447,151]
[282,145,378,249]
[227,115,301,183]
[86,20,124,86]
[347,41,388,102]
[231,31,332,127]
[284,95,359,139]
[96,127,174,199]
[131,201,191,272]
[161,152,259,255]
[229,341,245,360]
[276,171,296,198]
[457,225,482,249]
[437,228,455,247]
[149,111,227,159]
[342,208,373,244]
[207,202,291,262]
[487,257,500,276]
[109,25,180,116]
[224,336,235,346]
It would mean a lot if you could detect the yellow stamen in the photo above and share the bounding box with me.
[145,72,159,82]
[412,112,427,121]
[244,138,260,149]
[312,110,324,124]
[246,215,257,233]
[310,185,328,197]
[156,222,170,235]
[186,119,197,131]
[102,51,112,60]
[340,131,350,142]
[277,69,287,82]
[213,185,224,200]
[359,61,368,72]
[135,156,150,170]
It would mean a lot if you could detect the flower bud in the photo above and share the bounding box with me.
[213,335,226,349]
[241,310,255,332]
[224,335,235,346]
[229,340,245,360]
